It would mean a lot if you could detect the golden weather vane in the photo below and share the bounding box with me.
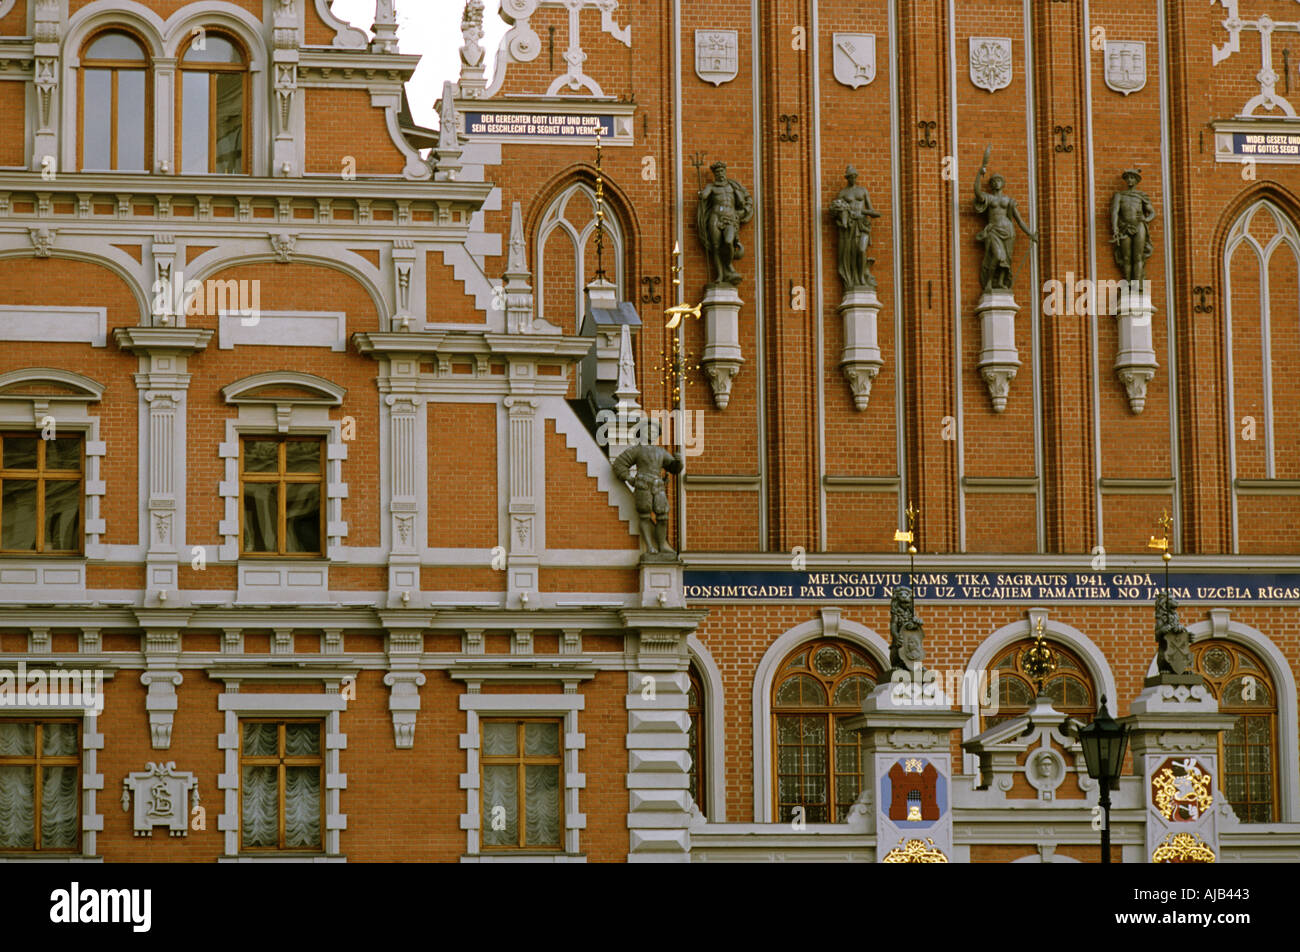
[893,500,918,584]
[1147,507,1173,590]
[655,241,702,412]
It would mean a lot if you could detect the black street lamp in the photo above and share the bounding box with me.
[1077,695,1129,864]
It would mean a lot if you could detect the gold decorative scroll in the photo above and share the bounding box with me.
[882,837,949,863]
[1152,764,1213,821]
[1151,831,1216,864]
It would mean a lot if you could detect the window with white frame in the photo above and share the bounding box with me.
[0,720,80,853]
[216,691,347,861]
[536,180,625,332]
[219,373,349,564]
[459,692,586,861]
[0,370,108,573]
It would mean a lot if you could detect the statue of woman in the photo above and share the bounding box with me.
[973,146,1037,293]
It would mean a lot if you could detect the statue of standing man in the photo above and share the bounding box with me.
[1111,169,1156,283]
[973,146,1037,294]
[696,161,754,287]
[829,165,882,292]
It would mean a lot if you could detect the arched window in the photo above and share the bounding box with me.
[536,181,625,334]
[980,640,1095,731]
[79,30,150,171]
[687,664,706,813]
[178,31,249,174]
[772,639,880,823]
[1193,640,1279,822]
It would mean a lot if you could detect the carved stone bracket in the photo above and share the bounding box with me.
[839,289,884,411]
[701,286,743,410]
[975,290,1020,413]
[1114,290,1158,414]
[383,624,428,749]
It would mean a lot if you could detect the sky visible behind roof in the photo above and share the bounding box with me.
[329,1,508,130]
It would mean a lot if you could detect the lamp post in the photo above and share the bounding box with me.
[1076,695,1129,864]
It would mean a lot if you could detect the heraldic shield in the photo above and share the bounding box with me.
[969,37,1013,93]
[696,30,739,86]
[833,33,876,88]
[1105,41,1147,96]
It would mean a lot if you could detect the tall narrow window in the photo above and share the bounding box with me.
[178,31,249,174]
[1193,641,1279,823]
[687,664,706,814]
[0,721,80,852]
[480,719,563,851]
[240,437,325,557]
[0,433,83,554]
[79,30,149,171]
[772,640,880,823]
[979,639,1095,732]
[239,721,323,851]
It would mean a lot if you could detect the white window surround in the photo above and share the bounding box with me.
[217,373,349,566]
[536,181,626,327]
[687,635,727,822]
[0,699,109,863]
[215,692,348,862]
[0,368,108,572]
[60,1,270,178]
[458,694,587,862]
[1142,611,1300,824]
[960,615,1118,776]
[750,609,890,823]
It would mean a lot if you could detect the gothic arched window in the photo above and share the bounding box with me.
[1193,640,1279,822]
[980,640,1095,731]
[1223,199,1300,551]
[772,639,880,823]
[535,181,625,334]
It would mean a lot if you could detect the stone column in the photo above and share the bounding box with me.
[385,384,425,602]
[1123,677,1235,864]
[31,0,61,173]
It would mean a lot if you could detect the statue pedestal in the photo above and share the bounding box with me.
[640,559,684,608]
[838,289,884,411]
[1114,290,1158,414]
[701,286,744,410]
[1123,680,1236,864]
[975,291,1021,413]
[844,681,970,863]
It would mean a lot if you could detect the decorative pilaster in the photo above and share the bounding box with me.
[701,286,744,410]
[272,0,301,177]
[975,290,1021,413]
[31,0,61,173]
[115,328,214,599]
[504,396,540,609]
